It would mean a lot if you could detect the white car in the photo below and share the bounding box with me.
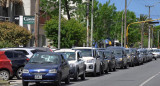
[72,47,102,76]
[55,49,86,81]
[0,48,36,58]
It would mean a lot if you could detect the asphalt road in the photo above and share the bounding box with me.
[10,59,160,86]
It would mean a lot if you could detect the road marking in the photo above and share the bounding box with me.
[139,72,160,86]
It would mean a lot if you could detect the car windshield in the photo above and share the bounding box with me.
[76,49,92,57]
[104,51,111,59]
[113,50,122,57]
[125,50,130,54]
[62,52,75,61]
[98,51,103,59]
[29,53,60,64]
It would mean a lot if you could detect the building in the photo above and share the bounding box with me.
[0,0,49,47]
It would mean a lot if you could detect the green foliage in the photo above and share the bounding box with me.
[43,16,86,48]
[0,41,15,48]
[0,22,32,46]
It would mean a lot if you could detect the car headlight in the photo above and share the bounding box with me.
[49,69,57,73]
[70,64,75,67]
[108,60,110,62]
[23,69,29,73]
[118,58,123,61]
[87,59,94,63]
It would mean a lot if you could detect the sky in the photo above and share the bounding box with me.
[99,0,160,25]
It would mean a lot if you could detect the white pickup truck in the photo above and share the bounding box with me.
[55,49,86,81]
[72,47,102,77]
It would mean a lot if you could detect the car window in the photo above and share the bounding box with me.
[14,50,29,55]
[75,49,92,57]
[29,53,60,64]
[104,51,111,59]
[5,51,14,58]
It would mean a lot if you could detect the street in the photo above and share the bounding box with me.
[10,59,160,86]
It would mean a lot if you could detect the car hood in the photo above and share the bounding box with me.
[24,63,59,70]
[81,57,94,62]
[68,61,77,64]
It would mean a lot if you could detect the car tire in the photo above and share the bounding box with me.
[16,67,24,79]
[81,72,85,80]
[92,65,97,77]
[105,68,108,74]
[0,70,10,80]
[113,66,116,71]
[65,75,70,84]
[101,65,104,74]
[22,81,28,86]
[98,65,102,76]
[74,71,79,81]
[56,74,61,86]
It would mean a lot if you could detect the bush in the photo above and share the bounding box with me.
[0,22,32,46]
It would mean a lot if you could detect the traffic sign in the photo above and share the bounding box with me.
[23,16,35,24]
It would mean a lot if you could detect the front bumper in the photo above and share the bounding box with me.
[85,63,95,73]
[22,73,58,82]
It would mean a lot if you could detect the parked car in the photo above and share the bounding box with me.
[103,50,117,72]
[107,47,128,69]
[0,48,36,58]
[125,48,135,67]
[146,49,153,61]
[151,49,160,60]
[72,47,101,76]
[0,51,13,80]
[22,52,70,86]
[55,49,86,81]
[0,50,29,79]
[29,47,53,52]
[137,49,146,64]
[97,50,109,74]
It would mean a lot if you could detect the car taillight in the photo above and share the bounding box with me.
[26,58,30,61]
[50,49,53,52]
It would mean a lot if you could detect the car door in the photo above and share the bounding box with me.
[60,55,65,79]
[77,52,84,74]
[61,54,69,78]
[94,50,101,72]
[5,51,17,71]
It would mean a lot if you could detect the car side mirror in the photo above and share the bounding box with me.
[96,56,100,58]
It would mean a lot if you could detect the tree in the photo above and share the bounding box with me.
[40,0,82,20]
[43,16,86,48]
[0,22,32,46]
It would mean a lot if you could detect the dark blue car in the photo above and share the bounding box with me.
[22,52,70,86]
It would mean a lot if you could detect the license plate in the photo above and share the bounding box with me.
[35,75,42,79]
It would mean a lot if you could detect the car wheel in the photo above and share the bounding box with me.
[113,66,116,71]
[56,74,61,86]
[101,65,104,74]
[36,82,40,85]
[0,70,10,80]
[105,67,108,74]
[92,65,96,77]
[81,72,85,80]
[22,81,28,86]
[65,75,70,84]
[98,65,102,76]
[16,67,24,79]
[74,71,79,81]
[109,67,113,72]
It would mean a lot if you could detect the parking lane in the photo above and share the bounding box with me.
[9,59,160,86]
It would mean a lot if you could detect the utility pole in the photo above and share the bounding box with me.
[141,23,144,48]
[124,0,127,48]
[121,14,124,47]
[145,5,154,48]
[151,27,153,48]
[34,0,40,47]
[158,30,160,48]
[58,0,61,49]
[90,0,94,47]
[86,0,90,47]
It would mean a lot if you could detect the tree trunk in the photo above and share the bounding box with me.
[64,0,70,20]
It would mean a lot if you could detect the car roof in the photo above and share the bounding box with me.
[107,46,125,50]
[73,47,95,49]
[55,49,76,52]
[0,48,35,51]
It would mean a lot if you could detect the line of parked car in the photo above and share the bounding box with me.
[0,47,159,86]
